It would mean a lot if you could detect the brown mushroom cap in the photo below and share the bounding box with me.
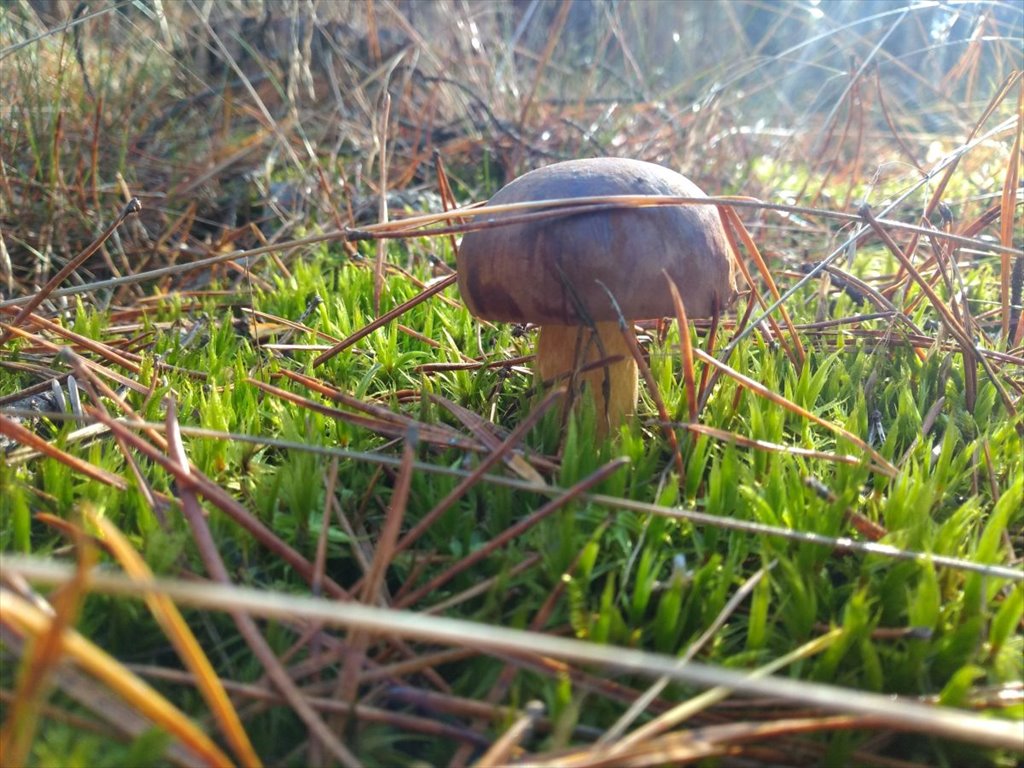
[457,157,736,325]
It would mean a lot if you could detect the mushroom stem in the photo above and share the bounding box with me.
[536,321,639,437]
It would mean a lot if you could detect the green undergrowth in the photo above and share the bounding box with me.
[2,241,1021,765]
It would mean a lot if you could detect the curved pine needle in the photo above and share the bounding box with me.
[0,526,96,766]
[674,421,866,467]
[87,513,262,768]
[1,590,233,768]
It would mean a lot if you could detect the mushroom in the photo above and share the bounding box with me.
[456,157,736,435]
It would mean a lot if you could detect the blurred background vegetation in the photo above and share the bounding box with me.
[3,0,1020,279]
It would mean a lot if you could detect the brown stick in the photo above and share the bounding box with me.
[313,274,456,366]
[396,457,629,608]
[0,199,140,345]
